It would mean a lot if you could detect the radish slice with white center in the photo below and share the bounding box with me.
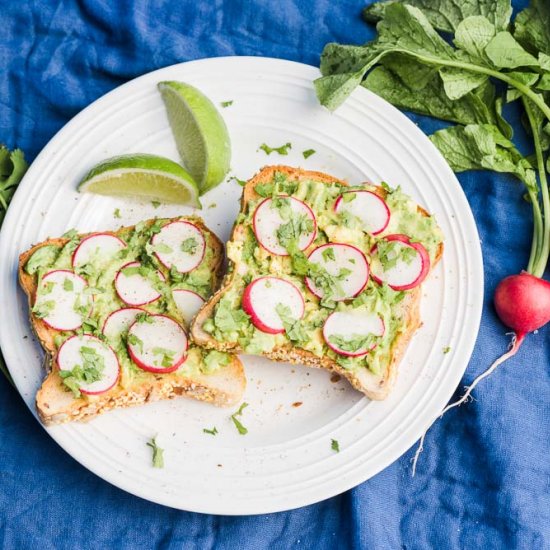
[57,334,120,395]
[323,310,385,357]
[370,234,430,291]
[306,243,369,301]
[115,261,165,306]
[127,314,188,373]
[72,233,126,267]
[151,221,205,273]
[34,270,91,331]
[102,307,144,340]
[334,191,390,235]
[172,289,205,325]
[253,196,316,256]
[242,276,305,334]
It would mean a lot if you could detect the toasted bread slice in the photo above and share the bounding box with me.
[19,217,245,425]
[192,166,443,400]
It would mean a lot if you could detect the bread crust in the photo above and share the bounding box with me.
[192,166,443,400]
[18,217,246,425]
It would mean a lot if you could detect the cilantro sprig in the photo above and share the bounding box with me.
[231,402,249,435]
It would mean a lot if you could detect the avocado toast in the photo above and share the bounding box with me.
[192,166,444,399]
[19,217,245,425]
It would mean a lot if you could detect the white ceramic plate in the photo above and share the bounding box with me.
[0,57,483,515]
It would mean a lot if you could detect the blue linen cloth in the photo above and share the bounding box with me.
[1,1,549,548]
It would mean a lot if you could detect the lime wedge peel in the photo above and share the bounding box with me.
[158,81,231,195]
[78,154,201,208]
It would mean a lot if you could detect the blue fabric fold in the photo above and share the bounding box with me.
[1,1,548,548]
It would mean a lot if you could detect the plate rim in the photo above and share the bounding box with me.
[0,55,484,515]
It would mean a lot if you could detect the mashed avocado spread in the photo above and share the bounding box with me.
[202,172,443,375]
[25,217,229,393]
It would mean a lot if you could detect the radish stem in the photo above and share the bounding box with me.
[412,333,525,476]
[523,98,550,278]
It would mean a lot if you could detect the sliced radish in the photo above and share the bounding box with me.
[151,221,205,273]
[323,310,385,357]
[242,276,305,334]
[253,196,316,256]
[334,190,390,235]
[172,289,205,325]
[127,314,188,373]
[34,270,91,331]
[57,334,120,395]
[306,243,369,301]
[72,233,126,267]
[102,307,144,340]
[115,261,165,306]
[370,234,430,291]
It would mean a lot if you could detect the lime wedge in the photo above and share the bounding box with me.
[78,154,201,207]
[158,81,231,195]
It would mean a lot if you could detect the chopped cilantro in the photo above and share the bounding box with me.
[127,333,144,353]
[302,149,316,159]
[231,402,249,435]
[135,312,153,324]
[42,281,55,294]
[276,213,314,251]
[61,228,78,239]
[151,200,161,208]
[342,192,356,203]
[33,300,55,319]
[181,237,198,255]
[331,439,340,453]
[63,278,74,291]
[443,346,451,354]
[230,176,247,186]
[203,427,218,435]
[113,208,121,219]
[152,242,173,254]
[322,247,336,262]
[259,142,292,156]
[328,333,377,353]
[146,437,164,468]
[221,100,233,108]
[276,303,307,344]
[376,240,416,271]
[152,347,175,368]
[59,345,105,398]
[255,183,274,197]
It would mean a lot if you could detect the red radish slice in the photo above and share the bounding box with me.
[306,243,369,301]
[172,289,205,325]
[34,270,91,331]
[151,221,205,273]
[253,196,316,256]
[115,261,165,306]
[370,234,430,291]
[323,310,385,357]
[57,334,120,395]
[242,276,305,334]
[127,314,188,373]
[72,233,126,267]
[102,307,144,340]
[334,191,390,235]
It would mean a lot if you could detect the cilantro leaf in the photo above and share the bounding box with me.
[203,427,218,435]
[302,149,316,159]
[181,237,198,254]
[331,438,340,453]
[146,437,164,468]
[231,402,249,435]
[259,142,292,155]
